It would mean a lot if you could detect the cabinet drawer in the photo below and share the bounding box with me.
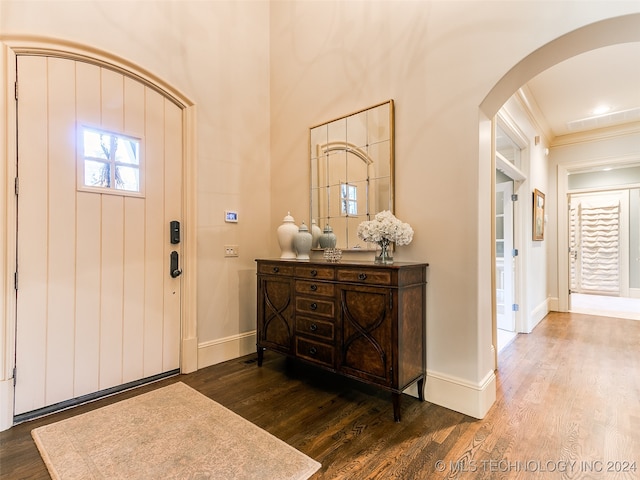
[296,337,334,367]
[258,262,295,276]
[296,316,334,341]
[336,268,392,285]
[295,280,335,297]
[296,297,335,318]
[295,265,335,280]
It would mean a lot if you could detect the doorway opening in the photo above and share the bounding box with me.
[495,119,527,352]
[566,170,640,321]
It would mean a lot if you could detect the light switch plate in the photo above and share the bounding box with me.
[224,245,239,257]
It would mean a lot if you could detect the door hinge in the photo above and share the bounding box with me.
[14,271,18,290]
[13,366,17,387]
[14,82,18,101]
[511,194,518,201]
[512,304,519,312]
[512,248,519,257]
[14,177,19,196]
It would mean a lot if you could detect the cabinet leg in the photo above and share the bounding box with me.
[257,346,264,367]
[392,393,402,422]
[417,377,425,402]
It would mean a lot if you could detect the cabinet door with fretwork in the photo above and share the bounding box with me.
[257,269,295,355]
[338,285,394,386]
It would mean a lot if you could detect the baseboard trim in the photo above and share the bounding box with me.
[197,331,257,369]
[548,296,559,312]
[197,332,499,419]
[0,378,13,432]
[528,297,550,333]
[425,369,496,419]
[629,288,640,299]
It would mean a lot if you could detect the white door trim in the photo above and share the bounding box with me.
[557,157,640,312]
[0,38,198,430]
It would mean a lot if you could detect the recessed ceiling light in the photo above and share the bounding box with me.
[592,105,611,115]
[602,167,612,171]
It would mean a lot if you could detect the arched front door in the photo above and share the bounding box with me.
[14,55,183,418]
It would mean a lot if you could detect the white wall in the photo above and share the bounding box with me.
[1,1,640,424]
[268,2,640,417]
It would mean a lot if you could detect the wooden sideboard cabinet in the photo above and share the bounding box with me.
[256,258,427,421]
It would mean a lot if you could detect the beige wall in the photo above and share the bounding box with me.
[1,1,640,423]
[268,2,640,416]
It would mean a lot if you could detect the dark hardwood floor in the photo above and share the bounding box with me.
[1,311,639,479]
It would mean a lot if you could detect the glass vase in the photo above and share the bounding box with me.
[375,240,393,264]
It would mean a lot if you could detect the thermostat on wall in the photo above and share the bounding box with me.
[225,210,238,223]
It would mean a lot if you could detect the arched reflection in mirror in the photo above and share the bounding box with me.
[310,100,394,250]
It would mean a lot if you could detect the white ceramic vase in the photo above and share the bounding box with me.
[277,212,298,259]
[311,220,322,248]
[294,222,313,260]
[319,225,337,248]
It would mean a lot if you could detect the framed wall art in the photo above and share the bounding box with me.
[533,189,545,241]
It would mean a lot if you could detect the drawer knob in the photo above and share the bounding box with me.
[309,347,318,355]
[310,323,318,332]
[310,269,318,277]
[310,302,318,310]
[358,273,367,280]
[310,284,317,291]
[272,266,279,273]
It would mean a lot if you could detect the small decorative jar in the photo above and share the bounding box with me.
[323,248,342,263]
[294,222,313,260]
[277,212,298,259]
[319,225,337,248]
[311,220,322,248]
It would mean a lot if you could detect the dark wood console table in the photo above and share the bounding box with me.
[256,258,427,421]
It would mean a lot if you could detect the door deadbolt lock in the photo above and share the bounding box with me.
[170,251,182,278]
[170,221,180,244]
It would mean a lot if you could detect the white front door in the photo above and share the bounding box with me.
[496,181,515,332]
[569,190,628,298]
[14,55,183,416]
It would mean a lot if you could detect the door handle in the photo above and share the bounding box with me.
[170,251,182,278]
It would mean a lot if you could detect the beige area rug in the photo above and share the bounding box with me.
[32,382,320,480]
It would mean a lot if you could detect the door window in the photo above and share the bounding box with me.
[80,127,143,195]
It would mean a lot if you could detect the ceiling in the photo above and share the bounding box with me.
[524,42,640,139]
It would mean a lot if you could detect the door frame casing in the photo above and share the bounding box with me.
[557,158,639,312]
[0,38,198,431]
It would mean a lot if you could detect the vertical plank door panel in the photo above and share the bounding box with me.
[45,57,77,406]
[73,62,103,398]
[142,87,166,377]
[14,56,49,415]
[99,194,125,390]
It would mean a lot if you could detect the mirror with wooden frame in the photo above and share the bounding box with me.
[309,100,395,250]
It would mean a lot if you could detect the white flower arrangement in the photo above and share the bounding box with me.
[357,210,414,246]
